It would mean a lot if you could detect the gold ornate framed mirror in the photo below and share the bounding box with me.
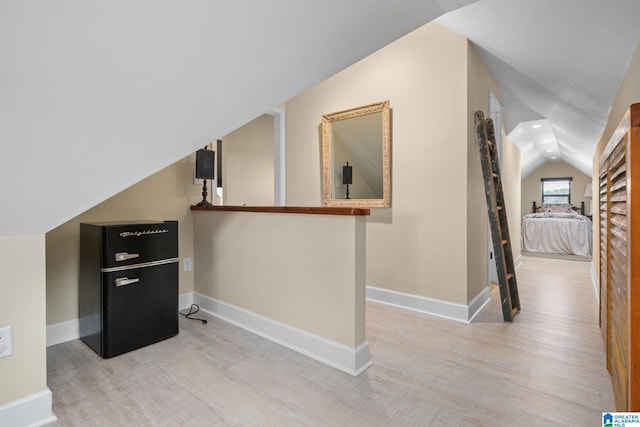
[321,101,391,207]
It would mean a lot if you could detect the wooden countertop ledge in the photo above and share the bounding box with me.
[191,205,370,216]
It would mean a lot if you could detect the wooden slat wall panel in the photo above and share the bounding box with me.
[628,125,640,409]
[611,226,628,242]
[611,204,627,215]
[611,163,626,181]
[611,215,628,229]
[610,134,628,411]
[610,192,627,203]
[611,142,626,169]
[610,238,626,260]
[611,330,628,410]
[610,180,627,193]
[599,103,639,411]
[599,163,609,355]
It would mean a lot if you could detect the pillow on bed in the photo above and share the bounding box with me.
[524,212,580,219]
[540,203,573,213]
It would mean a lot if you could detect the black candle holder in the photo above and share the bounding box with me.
[343,161,352,200]
[196,178,213,207]
[195,146,215,207]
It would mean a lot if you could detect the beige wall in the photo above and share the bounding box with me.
[521,161,592,218]
[466,41,522,299]
[0,235,47,405]
[193,211,366,347]
[286,23,469,304]
[465,43,489,301]
[502,132,522,257]
[46,155,203,325]
[223,113,275,206]
[592,41,640,281]
[285,23,518,305]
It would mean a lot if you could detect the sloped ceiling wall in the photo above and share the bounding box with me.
[437,0,640,179]
[0,0,477,235]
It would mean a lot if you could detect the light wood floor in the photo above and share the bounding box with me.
[46,256,614,426]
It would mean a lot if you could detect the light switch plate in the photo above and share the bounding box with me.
[0,326,13,358]
[184,257,193,272]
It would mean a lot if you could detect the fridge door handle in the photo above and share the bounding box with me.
[115,277,140,287]
[115,252,140,262]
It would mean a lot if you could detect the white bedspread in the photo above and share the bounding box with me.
[521,213,592,257]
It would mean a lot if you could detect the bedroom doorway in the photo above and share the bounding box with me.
[488,92,503,286]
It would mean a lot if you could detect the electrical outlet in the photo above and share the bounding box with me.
[0,326,13,358]
[184,257,193,272]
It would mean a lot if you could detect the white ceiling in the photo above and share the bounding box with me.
[0,0,478,235]
[3,0,639,234]
[436,0,640,178]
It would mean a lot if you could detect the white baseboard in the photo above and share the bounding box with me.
[46,293,197,347]
[0,389,56,427]
[193,292,371,376]
[514,254,523,270]
[179,292,194,310]
[366,285,491,324]
[468,286,492,322]
[46,318,80,347]
[591,262,600,304]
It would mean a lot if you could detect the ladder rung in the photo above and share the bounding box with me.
[506,273,514,280]
[511,307,519,317]
[497,206,503,210]
[492,173,498,178]
[501,240,508,245]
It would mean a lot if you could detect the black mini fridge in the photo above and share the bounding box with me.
[79,221,179,358]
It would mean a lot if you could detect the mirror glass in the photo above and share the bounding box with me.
[321,101,391,207]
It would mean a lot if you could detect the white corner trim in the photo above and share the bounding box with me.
[47,292,196,347]
[591,262,600,304]
[514,254,523,270]
[0,389,56,427]
[46,318,80,347]
[179,292,195,310]
[193,292,371,376]
[366,285,491,324]
[467,286,492,322]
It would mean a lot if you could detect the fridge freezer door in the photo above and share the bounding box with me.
[102,262,178,358]
[102,221,178,268]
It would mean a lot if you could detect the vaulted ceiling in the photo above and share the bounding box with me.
[0,0,477,235]
[436,0,640,178]
[2,1,639,235]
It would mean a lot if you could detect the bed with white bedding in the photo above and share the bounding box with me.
[521,211,592,257]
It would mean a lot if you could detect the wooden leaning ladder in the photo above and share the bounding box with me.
[474,111,521,322]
